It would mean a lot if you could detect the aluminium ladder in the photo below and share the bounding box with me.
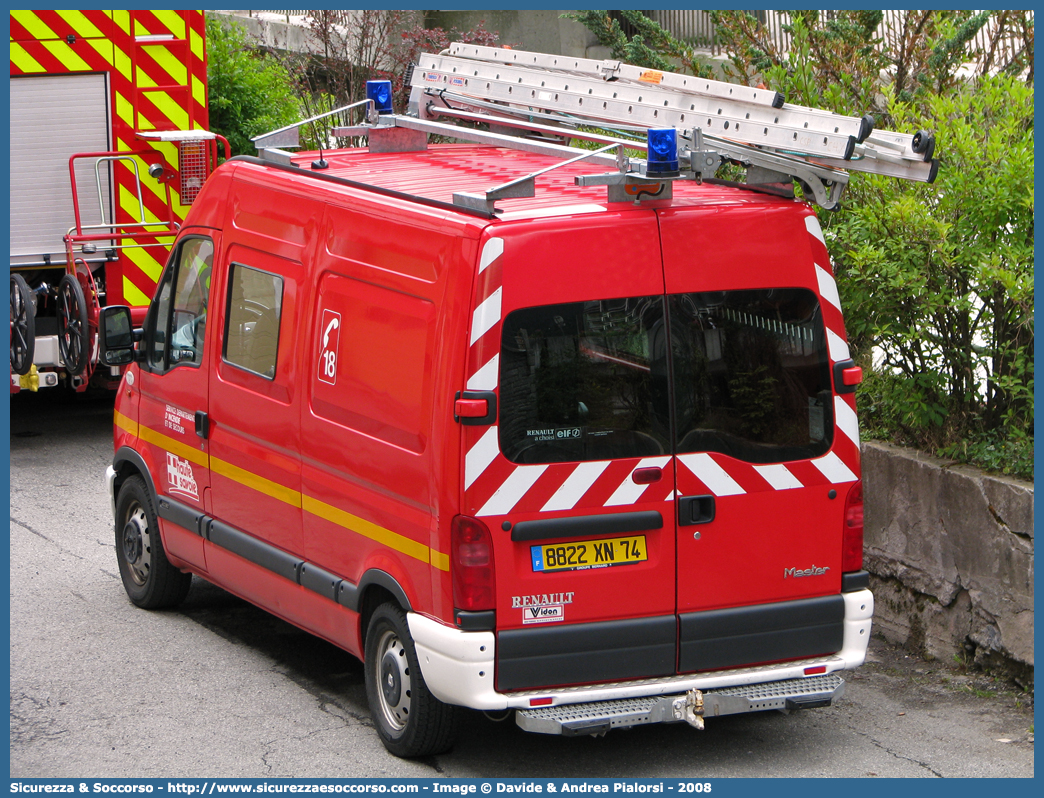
[253,44,939,212]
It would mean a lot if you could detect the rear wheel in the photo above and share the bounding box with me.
[10,273,35,375]
[364,603,461,757]
[115,475,192,609]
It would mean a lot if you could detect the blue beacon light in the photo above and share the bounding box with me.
[366,80,393,114]
[646,128,680,176]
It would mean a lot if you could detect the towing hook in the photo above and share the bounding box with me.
[672,689,706,730]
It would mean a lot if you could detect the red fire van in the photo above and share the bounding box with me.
[102,133,872,756]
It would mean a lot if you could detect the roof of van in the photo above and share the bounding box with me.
[280,143,799,219]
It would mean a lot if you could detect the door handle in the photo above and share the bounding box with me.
[678,495,715,526]
[195,411,209,439]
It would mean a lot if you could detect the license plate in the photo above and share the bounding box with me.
[531,536,647,573]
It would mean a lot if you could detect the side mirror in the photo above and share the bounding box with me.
[99,306,136,367]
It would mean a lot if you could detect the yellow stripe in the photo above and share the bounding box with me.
[142,89,190,129]
[56,10,104,39]
[114,90,134,128]
[302,495,435,567]
[10,43,45,73]
[85,38,114,67]
[135,65,158,89]
[212,457,302,508]
[138,423,207,467]
[431,550,451,572]
[121,276,152,307]
[133,417,451,573]
[115,409,138,437]
[122,240,166,285]
[111,10,130,36]
[143,43,187,85]
[192,75,206,109]
[153,10,186,40]
[190,27,204,62]
[113,43,132,82]
[11,11,57,41]
[41,40,91,72]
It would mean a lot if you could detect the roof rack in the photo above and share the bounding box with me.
[253,44,940,212]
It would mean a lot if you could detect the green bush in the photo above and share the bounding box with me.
[566,10,1034,480]
[833,75,1033,478]
[205,15,302,156]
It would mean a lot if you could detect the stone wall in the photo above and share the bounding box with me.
[862,441,1034,688]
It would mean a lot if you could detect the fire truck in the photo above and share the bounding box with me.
[9,9,226,393]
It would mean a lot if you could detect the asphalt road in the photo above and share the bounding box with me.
[8,388,1034,779]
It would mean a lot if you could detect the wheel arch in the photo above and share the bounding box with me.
[113,446,158,501]
[355,569,413,656]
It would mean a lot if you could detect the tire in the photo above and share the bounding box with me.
[364,603,461,757]
[114,475,192,609]
[10,273,35,375]
[57,273,89,375]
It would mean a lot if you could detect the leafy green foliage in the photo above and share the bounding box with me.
[205,15,301,156]
[569,10,1034,478]
[563,10,717,78]
[708,10,1034,479]
[832,74,1033,478]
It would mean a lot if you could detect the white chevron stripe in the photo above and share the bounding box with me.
[677,453,746,496]
[815,263,842,313]
[826,328,851,363]
[470,286,502,345]
[478,237,504,273]
[464,426,500,490]
[542,460,611,512]
[467,354,500,391]
[604,457,671,507]
[805,214,826,247]
[811,451,858,483]
[477,465,547,516]
[753,463,804,490]
[834,396,861,448]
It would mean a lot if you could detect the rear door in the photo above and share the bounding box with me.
[462,214,679,692]
[658,203,857,672]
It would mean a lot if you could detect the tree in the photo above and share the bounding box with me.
[205,14,302,156]
[563,10,716,77]
[711,10,1034,477]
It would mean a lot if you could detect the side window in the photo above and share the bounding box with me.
[144,237,213,372]
[223,263,284,379]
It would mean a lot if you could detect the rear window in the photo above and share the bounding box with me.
[670,288,833,463]
[499,288,833,465]
[498,297,671,464]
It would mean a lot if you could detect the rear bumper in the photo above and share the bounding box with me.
[516,672,845,735]
[408,588,873,712]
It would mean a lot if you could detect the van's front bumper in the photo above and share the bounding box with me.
[408,588,872,724]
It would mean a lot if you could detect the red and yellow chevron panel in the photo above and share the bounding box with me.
[10,9,210,307]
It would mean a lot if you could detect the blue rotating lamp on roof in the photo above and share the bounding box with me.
[366,80,394,115]
[646,128,680,178]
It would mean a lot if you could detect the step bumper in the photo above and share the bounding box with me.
[516,673,845,736]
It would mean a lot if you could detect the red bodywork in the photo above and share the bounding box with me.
[114,143,860,687]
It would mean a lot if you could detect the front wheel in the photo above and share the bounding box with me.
[115,475,192,609]
[364,603,461,757]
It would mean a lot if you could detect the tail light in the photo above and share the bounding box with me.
[842,480,864,572]
[451,515,495,611]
